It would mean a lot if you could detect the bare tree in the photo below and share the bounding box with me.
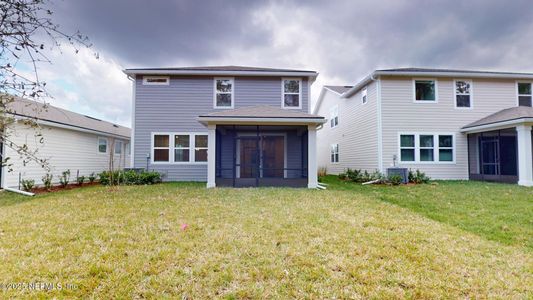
[0,0,93,171]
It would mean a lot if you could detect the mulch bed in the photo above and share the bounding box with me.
[31,182,100,194]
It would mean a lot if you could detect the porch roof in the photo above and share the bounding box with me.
[461,106,533,133]
[197,105,326,125]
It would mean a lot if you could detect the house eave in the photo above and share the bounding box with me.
[197,116,326,126]
[460,117,533,133]
[123,69,318,80]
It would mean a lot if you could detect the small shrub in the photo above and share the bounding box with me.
[21,179,35,191]
[59,170,71,187]
[42,173,53,191]
[88,173,97,183]
[388,174,403,185]
[346,168,360,182]
[77,175,85,185]
[338,172,347,180]
[99,170,161,186]
[408,169,431,184]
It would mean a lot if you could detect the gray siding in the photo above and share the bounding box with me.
[133,75,309,181]
[316,82,379,174]
[380,76,520,179]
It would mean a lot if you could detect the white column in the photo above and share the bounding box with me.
[307,125,318,189]
[207,124,216,188]
[516,125,533,187]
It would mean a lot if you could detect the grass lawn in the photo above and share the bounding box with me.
[0,180,531,298]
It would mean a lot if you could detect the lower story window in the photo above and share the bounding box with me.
[153,134,170,162]
[195,135,208,162]
[152,132,208,163]
[330,144,339,163]
[399,133,454,163]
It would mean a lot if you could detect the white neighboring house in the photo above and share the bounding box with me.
[314,68,533,187]
[1,97,131,189]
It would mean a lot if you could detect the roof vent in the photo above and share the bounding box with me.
[343,86,353,88]
[84,115,102,121]
[113,124,119,128]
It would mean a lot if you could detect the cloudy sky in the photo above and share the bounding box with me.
[20,0,533,126]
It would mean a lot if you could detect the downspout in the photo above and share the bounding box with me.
[370,72,384,174]
[4,187,35,196]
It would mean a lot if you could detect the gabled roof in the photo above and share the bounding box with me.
[198,105,325,125]
[377,67,533,77]
[462,106,533,132]
[7,97,131,139]
[324,85,353,95]
[124,65,318,79]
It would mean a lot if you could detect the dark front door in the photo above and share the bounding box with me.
[478,134,518,183]
[262,136,284,178]
[240,138,258,178]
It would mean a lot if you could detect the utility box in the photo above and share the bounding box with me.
[387,167,409,184]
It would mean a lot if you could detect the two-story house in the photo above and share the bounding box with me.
[314,68,533,186]
[124,66,325,188]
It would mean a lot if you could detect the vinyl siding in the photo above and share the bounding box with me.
[2,122,130,188]
[316,82,379,174]
[380,76,520,179]
[133,75,310,181]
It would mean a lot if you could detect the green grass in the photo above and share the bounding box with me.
[0,180,531,298]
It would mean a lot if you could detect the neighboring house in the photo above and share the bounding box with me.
[314,68,533,187]
[1,97,131,189]
[124,66,325,188]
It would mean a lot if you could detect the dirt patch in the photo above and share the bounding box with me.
[31,182,100,194]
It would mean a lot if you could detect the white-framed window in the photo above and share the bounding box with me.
[152,132,208,164]
[98,137,108,154]
[517,82,532,107]
[330,144,339,163]
[143,76,169,85]
[362,87,368,104]
[413,79,438,102]
[399,133,455,163]
[125,143,131,155]
[214,77,234,108]
[114,140,123,155]
[329,105,339,128]
[454,80,472,108]
[282,78,302,109]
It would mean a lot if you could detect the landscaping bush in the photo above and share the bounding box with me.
[99,170,161,186]
[42,173,53,191]
[388,174,403,185]
[77,175,85,185]
[340,168,383,183]
[88,173,97,183]
[59,170,71,187]
[21,179,35,191]
[408,169,431,184]
[337,172,347,180]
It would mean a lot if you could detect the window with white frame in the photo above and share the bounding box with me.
[153,134,170,162]
[98,137,108,153]
[362,87,367,104]
[330,144,339,163]
[152,133,208,163]
[330,105,338,128]
[282,78,301,108]
[517,82,532,107]
[455,80,472,108]
[399,133,454,163]
[114,140,123,155]
[214,78,234,108]
[143,76,169,85]
[414,79,437,102]
[125,143,131,155]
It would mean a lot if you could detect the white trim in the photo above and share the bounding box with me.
[281,78,302,109]
[413,78,438,103]
[313,87,328,114]
[461,118,533,133]
[516,125,533,186]
[307,79,312,114]
[150,132,209,165]
[142,76,169,85]
[130,76,136,166]
[361,87,368,104]
[213,77,235,109]
[207,125,216,188]
[197,117,326,125]
[454,79,473,109]
[114,140,123,155]
[97,137,108,154]
[307,125,318,188]
[397,132,456,164]
[376,78,384,173]
[125,69,318,78]
[516,80,532,107]
[235,132,288,178]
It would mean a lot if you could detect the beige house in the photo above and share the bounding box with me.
[314,68,533,186]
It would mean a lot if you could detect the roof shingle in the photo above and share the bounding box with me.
[463,106,533,129]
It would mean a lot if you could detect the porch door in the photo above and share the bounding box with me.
[480,136,500,176]
[262,136,284,178]
[240,138,259,178]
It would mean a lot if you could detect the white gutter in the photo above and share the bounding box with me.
[460,118,533,133]
[197,117,326,125]
[4,187,34,196]
[372,74,384,173]
[123,69,318,79]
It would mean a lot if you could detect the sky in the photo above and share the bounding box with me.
[17,0,533,127]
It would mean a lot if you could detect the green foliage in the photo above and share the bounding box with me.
[341,168,383,183]
[99,170,162,186]
[77,175,85,185]
[41,173,53,190]
[88,173,97,183]
[59,170,71,187]
[388,174,403,185]
[408,169,431,184]
[21,179,35,191]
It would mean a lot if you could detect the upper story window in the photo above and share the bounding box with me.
[517,82,532,107]
[98,137,108,154]
[214,78,234,109]
[330,144,339,163]
[414,79,437,102]
[362,88,368,104]
[330,105,338,128]
[455,80,472,108]
[114,140,123,155]
[143,76,169,85]
[282,78,301,109]
[399,133,454,163]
